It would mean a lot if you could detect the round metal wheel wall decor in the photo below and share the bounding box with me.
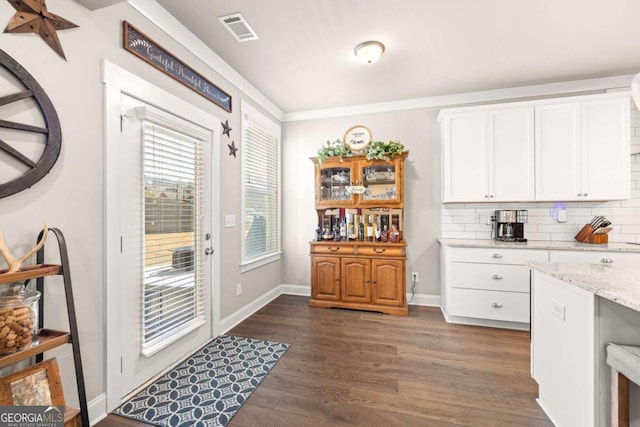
[0,49,61,198]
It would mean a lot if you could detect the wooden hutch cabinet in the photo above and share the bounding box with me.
[309,152,408,315]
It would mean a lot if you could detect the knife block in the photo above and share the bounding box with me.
[588,234,608,244]
[575,224,594,243]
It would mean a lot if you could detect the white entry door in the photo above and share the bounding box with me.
[117,93,214,397]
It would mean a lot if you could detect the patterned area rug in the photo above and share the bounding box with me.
[113,335,290,427]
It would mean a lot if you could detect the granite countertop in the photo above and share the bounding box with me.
[529,262,640,312]
[438,238,640,252]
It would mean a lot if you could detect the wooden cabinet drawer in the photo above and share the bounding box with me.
[311,244,354,255]
[449,263,530,293]
[448,288,529,323]
[449,247,548,265]
[549,250,640,266]
[357,245,405,257]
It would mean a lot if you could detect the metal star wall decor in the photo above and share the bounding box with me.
[222,119,232,137]
[4,0,78,60]
[227,140,238,158]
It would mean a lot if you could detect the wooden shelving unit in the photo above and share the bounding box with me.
[0,228,88,427]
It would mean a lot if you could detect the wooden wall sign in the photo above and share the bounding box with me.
[123,21,232,113]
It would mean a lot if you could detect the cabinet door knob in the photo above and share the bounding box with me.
[492,254,503,259]
[373,247,386,253]
[489,195,494,198]
[578,193,583,197]
[601,258,614,264]
[491,274,503,280]
[491,302,503,309]
[328,246,340,252]
[584,193,588,196]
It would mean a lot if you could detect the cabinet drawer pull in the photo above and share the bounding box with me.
[600,258,613,264]
[491,254,503,259]
[373,247,386,254]
[327,246,340,252]
[491,302,503,309]
[491,274,503,280]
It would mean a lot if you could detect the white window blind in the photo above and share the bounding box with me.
[242,107,280,265]
[141,120,205,355]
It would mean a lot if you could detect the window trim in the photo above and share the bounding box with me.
[240,100,282,270]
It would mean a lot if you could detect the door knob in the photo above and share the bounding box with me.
[205,247,214,255]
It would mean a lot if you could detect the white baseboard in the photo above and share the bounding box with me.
[279,284,311,296]
[219,286,284,334]
[407,293,440,306]
[89,393,107,426]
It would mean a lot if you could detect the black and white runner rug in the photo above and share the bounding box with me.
[114,335,290,427]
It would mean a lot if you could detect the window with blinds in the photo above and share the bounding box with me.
[141,120,205,356]
[242,105,281,266]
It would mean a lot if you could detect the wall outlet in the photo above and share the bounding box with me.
[411,272,419,282]
[552,300,566,321]
[236,283,242,296]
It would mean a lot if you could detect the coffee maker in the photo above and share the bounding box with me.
[493,210,528,242]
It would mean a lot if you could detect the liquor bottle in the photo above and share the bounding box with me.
[358,220,364,241]
[340,217,346,240]
[380,225,388,242]
[390,225,400,243]
[348,216,355,240]
[315,224,322,241]
[367,216,373,241]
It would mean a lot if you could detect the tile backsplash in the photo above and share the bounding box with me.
[441,99,640,244]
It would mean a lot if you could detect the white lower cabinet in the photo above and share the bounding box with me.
[531,270,595,427]
[441,246,548,328]
[531,269,640,427]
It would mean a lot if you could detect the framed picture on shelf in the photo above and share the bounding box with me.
[0,358,65,406]
[343,125,372,152]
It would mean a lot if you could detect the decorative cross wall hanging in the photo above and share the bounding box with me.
[3,0,78,60]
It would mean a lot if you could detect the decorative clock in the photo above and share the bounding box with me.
[0,49,61,198]
[343,125,372,152]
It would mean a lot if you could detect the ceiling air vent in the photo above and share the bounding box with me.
[218,13,259,42]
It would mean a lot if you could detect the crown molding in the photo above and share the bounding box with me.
[283,74,635,122]
[127,0,284,122]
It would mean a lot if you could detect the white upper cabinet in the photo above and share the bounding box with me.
[581,97,630,200]
[441,107,534,202]
[441,93,630,203]
[441,112,488,202]
[534,102,582,200]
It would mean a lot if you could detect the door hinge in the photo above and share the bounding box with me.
[120,236,123,253]
[120,357,123,373]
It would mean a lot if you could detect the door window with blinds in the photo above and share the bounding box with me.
[241,101,282,269]
[140,117,206,356]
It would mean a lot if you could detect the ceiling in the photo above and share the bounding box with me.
[99,0,640,113]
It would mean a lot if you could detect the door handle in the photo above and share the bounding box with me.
[491,302,503,309]
[492,274,503,280]
[373,248,386,253]
[492,254,502,259]
[600,258,613,264]
[205,247,214,255]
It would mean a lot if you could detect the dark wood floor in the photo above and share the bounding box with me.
[97,295,552,426]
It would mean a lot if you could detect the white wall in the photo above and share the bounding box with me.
[281,109,442,297]
[0,0,282,408]
[441,99,640,243]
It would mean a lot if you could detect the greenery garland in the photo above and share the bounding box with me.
[316,139,404,165]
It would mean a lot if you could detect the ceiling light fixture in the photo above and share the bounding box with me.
[354,41,385,64]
